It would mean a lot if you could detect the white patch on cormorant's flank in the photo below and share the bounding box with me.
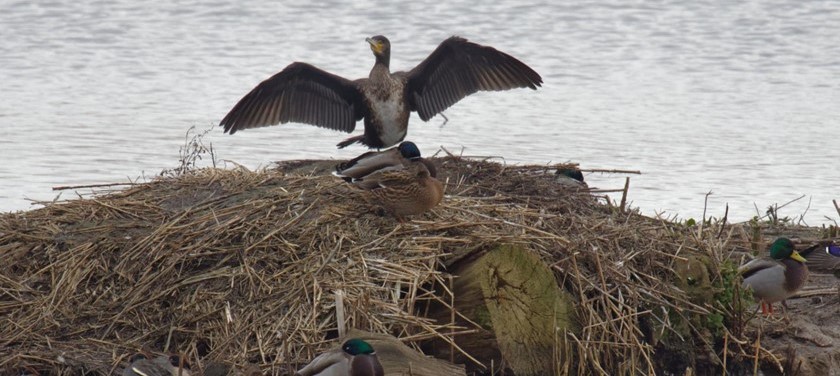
[371,95,406,147]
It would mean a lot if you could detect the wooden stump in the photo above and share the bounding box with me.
[429,244,577,375]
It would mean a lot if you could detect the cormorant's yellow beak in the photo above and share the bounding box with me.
[791,250,807,263]
[366,37,382,54]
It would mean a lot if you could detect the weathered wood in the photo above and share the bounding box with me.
[430,244,577,375]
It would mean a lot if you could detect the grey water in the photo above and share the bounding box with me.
[1,0,838,224]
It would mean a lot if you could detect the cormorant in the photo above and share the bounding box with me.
[220,35,542,149]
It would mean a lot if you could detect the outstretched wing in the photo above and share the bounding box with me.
[221,62,366,134]
[403,36,543,121]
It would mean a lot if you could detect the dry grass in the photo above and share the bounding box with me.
[0,155,791,375]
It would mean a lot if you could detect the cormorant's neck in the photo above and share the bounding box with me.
[375,53,390,70]
[370,55,390,79]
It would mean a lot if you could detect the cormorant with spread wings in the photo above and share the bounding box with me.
[220,35,542,149]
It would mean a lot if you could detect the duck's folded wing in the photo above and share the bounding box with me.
[738,258,782,279]
[221,62,366,134]
[334,148,404,179]
[402,36,543,121]
[295,351,347,376]
[799,242,840,271]
[347,166,408,190]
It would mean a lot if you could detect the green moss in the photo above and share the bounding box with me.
[705,313,724,333]
[473,305,493,329]
[671,255,753,337]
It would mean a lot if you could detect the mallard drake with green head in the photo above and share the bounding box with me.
[798,241,840,273]
[334,141,422,180]
[219,35,542,149]
[122,353,191,376]
[554,167,586,189]
[296,338,384,376]
[739,237,809,314]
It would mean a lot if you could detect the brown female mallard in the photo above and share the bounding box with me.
[739,237,809,314]
[337,143,443,219]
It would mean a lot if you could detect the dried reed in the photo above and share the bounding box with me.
[0,156,775,375]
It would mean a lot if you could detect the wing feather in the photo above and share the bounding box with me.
[738,258,782,279]
[404,36,542,121]
[221,62,366,134]
[295,351,347,376]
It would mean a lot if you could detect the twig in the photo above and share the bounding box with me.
[335,290,346,338]
[754,195,807,222]
[717,204,729,239]
[723,331,728,373]
[793,287,839,298]
[697,191,712,236]
[587,189,626,194]
[753,325,761,376]
[797,196,812,226]
[52,182,135,191]
[619,177,630,213]
[449,206,570,245]
[578,168,641,174]
[449,275,455,365]
[702,190,713,230]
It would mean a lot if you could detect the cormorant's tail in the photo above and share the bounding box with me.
[337,135,365,149]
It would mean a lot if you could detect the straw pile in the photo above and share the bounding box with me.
[0,155,768,375]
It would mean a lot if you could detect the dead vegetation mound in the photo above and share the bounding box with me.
[0,156,787,375]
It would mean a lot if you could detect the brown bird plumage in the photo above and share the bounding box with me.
[336,143,443,219]
[363,160,443,218]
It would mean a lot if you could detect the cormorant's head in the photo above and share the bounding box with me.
[342,338,376,356]
[768,237,806,263]
[397,141,421,160]
[366,35,391,62]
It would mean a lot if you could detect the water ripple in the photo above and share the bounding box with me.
[1,0,838,223]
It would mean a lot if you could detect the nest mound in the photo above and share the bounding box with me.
[1,157,759,375]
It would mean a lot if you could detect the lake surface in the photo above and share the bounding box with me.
[2,0,838,224]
